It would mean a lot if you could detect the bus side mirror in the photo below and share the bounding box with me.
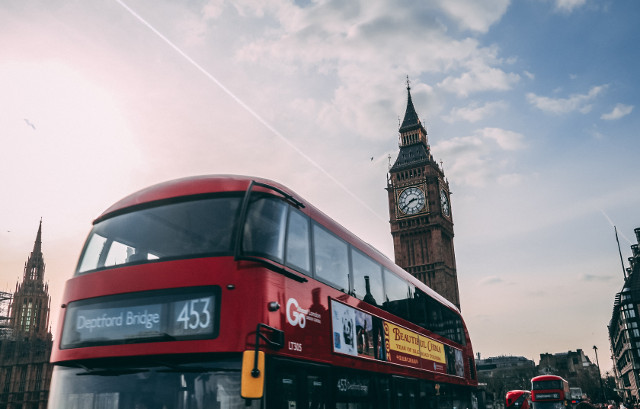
[241,350,265,399]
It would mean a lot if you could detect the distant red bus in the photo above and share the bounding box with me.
[531,375,570,409]
[48,175,480,409]
[506,390,531,409]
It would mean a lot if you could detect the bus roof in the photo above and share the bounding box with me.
[506,390,530,404]
[95,174,461,315]
[96,175,270,219]
[531,375,567,382]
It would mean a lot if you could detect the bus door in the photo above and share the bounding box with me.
[333,370,374,409]
[424,382,468,409]
[374,377,392,409]
[392,376,418,409]
[268,358,329,409]
[418,380,438,409]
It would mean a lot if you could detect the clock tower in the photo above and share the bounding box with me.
[387,80,461,309]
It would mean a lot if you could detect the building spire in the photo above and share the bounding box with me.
[33,218,43,255]
[24,219,45,283]
[398,76,428,147]
[9,219,51,340]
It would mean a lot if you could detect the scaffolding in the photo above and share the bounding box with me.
[0,290,13,339]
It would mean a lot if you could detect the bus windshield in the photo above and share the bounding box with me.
[48,359,260,409]
[532,402,564,409]
[77,196,241,274]
[532,380,562,390]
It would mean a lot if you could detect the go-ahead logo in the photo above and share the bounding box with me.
[286,298,309,328]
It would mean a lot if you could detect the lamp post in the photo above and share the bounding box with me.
[594,345,607,403]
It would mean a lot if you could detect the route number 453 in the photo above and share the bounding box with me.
[177,298,211,330]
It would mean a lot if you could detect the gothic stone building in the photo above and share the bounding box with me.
[609,228,640,404]
[387,81,461,309]
[0,221,54,409]
[538,349,601,397]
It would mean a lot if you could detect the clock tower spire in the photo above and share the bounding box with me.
[387,80,461,309]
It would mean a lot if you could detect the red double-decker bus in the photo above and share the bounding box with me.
[48,175,479,409]
[531,375,570,409]
[506,390,531,409]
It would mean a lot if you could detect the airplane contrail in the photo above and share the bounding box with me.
[114,0,387,223]
[600,209,632,245]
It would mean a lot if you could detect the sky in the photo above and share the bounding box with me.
[1,0,639,375]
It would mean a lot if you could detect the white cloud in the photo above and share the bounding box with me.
[601,103,634,120]
[438,66,520,97]
[433,127,526,187]
[581,273,615,282]
[497,173,523,187]
[589,127,606,140]
[209,0,523,139]
[480,127,526,150]
[202,0,224,19]
[434,0,510,33]
[444,100,507,123]
[554,0,588,13]
[479,275,505,285]
[526,85,607,114]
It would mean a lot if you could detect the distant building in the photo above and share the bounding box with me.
[477,355,537,408]
[538,349,599,378]
[0,221,54,409]
[608,227,640,404]
[538,349,601,398]
[477,351,604,404]
[477,355,537,375]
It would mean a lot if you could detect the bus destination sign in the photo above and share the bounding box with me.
[61,287,219,349]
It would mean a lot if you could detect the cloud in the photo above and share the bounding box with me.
[433,127,526,187]
[497,173,523,187]
[479,275,504,285]
[581,274,616,282]
[601,103,634,120]
[444,100,507,123]
[434,0,510,33]
[438,66,520,97]
[480,127,526,150]
[589,127,606,140]
[526,85,607,114]
[554,0,588,13]
[225,0,520,110]
[202,0,224,19]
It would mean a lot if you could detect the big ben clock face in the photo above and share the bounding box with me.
[440,189,450,217]
[398,186,426,215]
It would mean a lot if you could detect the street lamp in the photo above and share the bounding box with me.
[594,345,607,403]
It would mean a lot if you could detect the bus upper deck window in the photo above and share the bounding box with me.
[75,196,241,274]
[313,224,349,292]
[243,197,287,262]
[285,209,311,273]
[77,234,108,273]
[351,249,383,305]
